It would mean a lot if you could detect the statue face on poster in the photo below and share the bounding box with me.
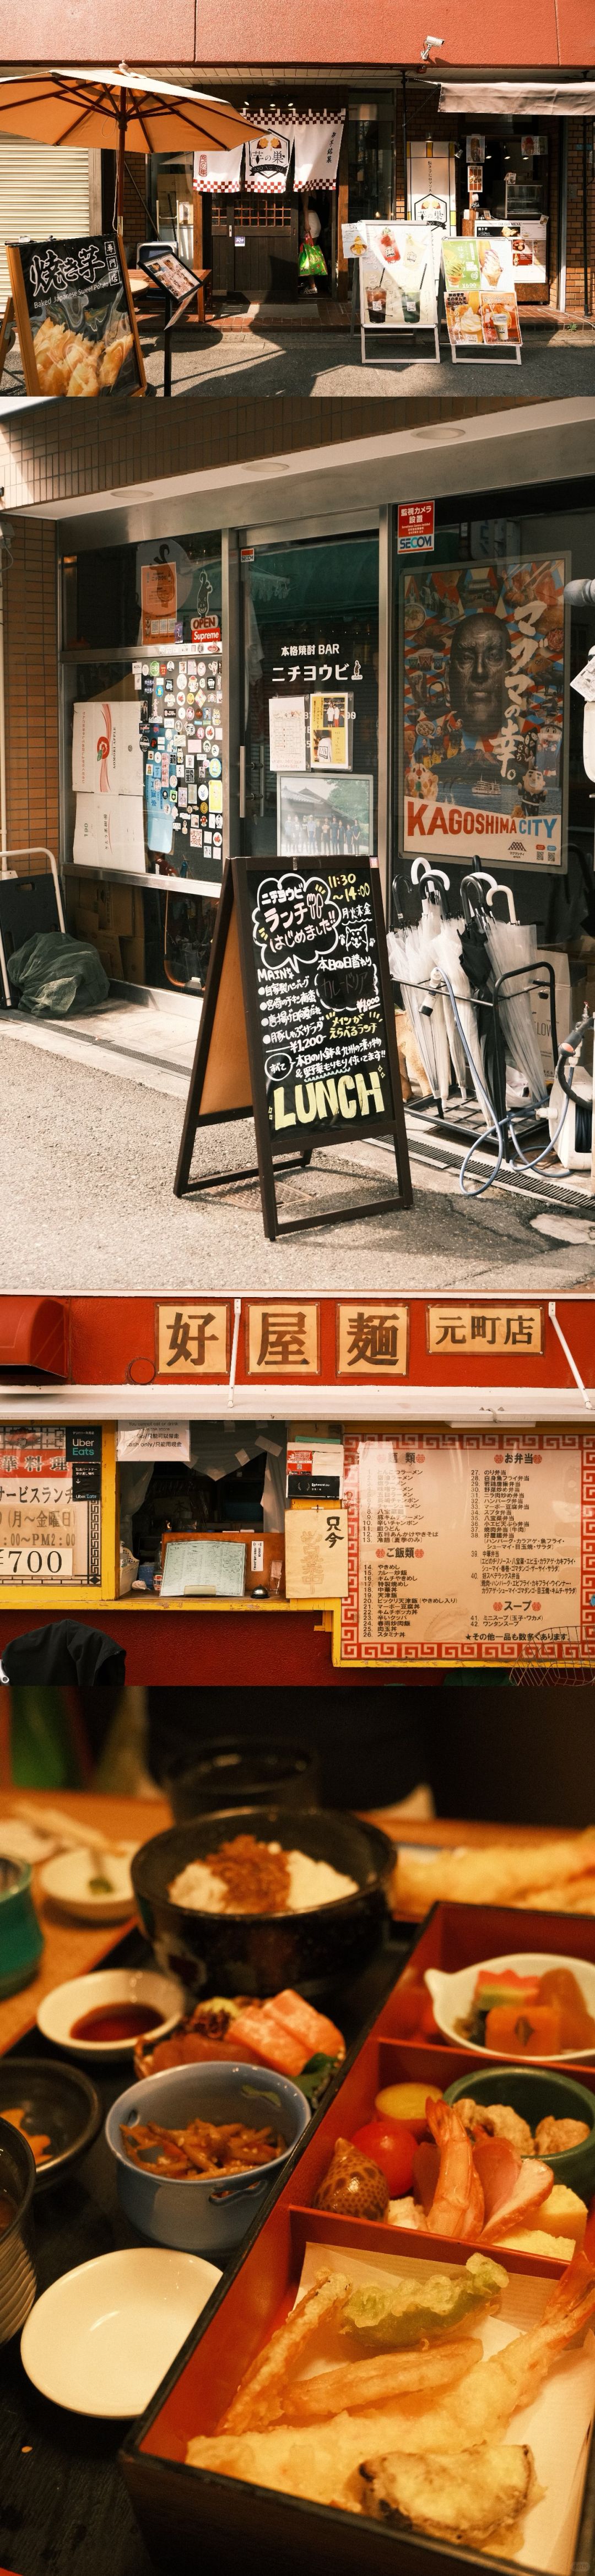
[448,611,509,738]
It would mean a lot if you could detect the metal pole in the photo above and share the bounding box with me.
[221,528,241,866]
[116,85,127,237]
[402,70,408,217]
[583,117,589,317]
[377,502,394,921]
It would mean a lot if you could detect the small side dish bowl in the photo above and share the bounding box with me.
[0,2058,100,2192]
[20,2245,221,2416]
[425,1951,595,2064]
[105,2058,310,2255]
[40,1844,137,1925]
[36,1967,186,2061]
[444,2062,595,2199]
[0,2115,36,2342]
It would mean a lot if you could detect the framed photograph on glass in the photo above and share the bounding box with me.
[276,771,374,858]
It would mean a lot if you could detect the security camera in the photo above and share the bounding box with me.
[420,34,444,56]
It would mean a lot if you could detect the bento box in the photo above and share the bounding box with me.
[121,1903,595,2576]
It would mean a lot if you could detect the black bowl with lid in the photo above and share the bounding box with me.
[131,1805,394,2001]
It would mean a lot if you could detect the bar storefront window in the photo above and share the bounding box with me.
[242,531,380,862]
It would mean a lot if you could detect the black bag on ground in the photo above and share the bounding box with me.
[7,932,110,1018]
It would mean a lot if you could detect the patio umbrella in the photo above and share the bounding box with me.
[0,67,261,231]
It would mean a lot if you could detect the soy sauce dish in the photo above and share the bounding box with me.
[36,1968,186,2061]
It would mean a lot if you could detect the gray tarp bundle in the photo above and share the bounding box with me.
[7,932,109,1018]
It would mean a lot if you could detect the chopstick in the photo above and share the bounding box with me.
[10,1799,132,1858]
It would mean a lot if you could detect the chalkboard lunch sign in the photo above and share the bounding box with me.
[2,234,146,398]
[175,857,412,1240]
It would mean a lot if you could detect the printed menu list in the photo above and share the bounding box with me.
[343,1433,591,1654]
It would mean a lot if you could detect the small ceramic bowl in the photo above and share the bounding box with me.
[40,1844,137,1925]
[0,1856,44,1997]
[36,1968,186,2061]
[0,2115,36,2343]
[0,2059,100,2193]
[105,2058,310,2255]
[444,2064,595,2200]
[425,1951,595,2063]
[20,2245,221,2416]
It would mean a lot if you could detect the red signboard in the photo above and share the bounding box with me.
[397,502,435,554]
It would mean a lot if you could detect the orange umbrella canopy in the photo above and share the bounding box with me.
[0,66,262,229]
[0,69,261,154]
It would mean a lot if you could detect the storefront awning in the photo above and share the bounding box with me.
[293,112,344,191]
[0,1298,69,1377]
[193,141,244,192]
[194,111,345,195]
[439,82,595,115]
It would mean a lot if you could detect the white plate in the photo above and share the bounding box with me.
[426,1948,595,2061]
[40,1845,138,1924]
[20,2246,221,2416]
[37,1968,186,2060]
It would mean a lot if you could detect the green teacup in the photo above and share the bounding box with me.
[0,1856,44,1997]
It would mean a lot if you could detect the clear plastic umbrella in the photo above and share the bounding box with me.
[430,915,489,1116]
[388,920,451,1104]
[483,887,548,1105]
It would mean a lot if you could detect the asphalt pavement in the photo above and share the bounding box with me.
[1,327,594,401]
[3,1028,595,1293]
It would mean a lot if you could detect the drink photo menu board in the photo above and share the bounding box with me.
[338,1431,595,1667]
[442,236,522,363]
[348,221,441,368]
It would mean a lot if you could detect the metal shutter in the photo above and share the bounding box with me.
[0,141,90,300]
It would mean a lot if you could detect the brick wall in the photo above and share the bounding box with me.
[565,123,595,313]
[3,518,58,864]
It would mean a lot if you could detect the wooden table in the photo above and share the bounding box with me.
[0,1789,171,2055]
[1,1789,572,2053]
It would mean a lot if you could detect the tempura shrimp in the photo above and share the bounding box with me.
[356,2245,595,2458]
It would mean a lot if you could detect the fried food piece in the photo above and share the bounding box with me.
[392,1829,595,1914]
[534,2116,590,2156]
[316,2138,389,2222]
[455,2098,534,2157]
[341,2253,507,2350]
[220,2270,350,2433]
[358,2442,538,2543]
[496,2229,576,2259]
[280,2335,482,2425]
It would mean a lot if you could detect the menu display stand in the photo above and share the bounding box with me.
[137,244,212,397]
[175,856,412,1242]
[345,222,441,370]
[443,234,522,369]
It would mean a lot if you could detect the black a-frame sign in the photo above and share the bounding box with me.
[174,857,413,1242]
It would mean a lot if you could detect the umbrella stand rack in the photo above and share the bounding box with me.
[398,958,558,1165]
